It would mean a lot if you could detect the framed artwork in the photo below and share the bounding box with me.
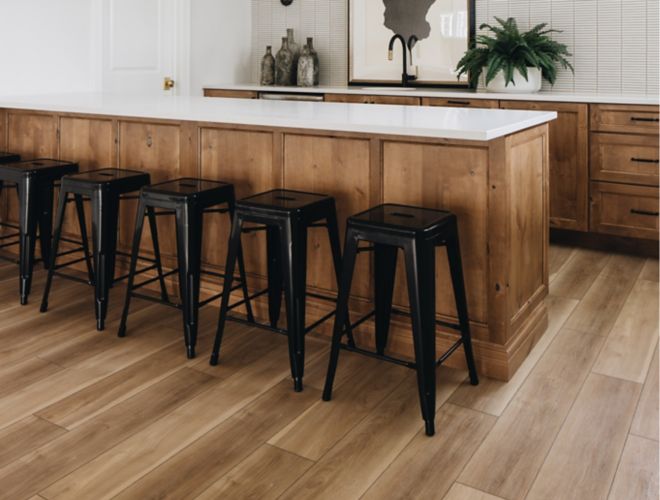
[349,0,475,87]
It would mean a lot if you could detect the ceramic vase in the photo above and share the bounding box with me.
[306,37,320,86]
[297,45,315,87]
[275,37,294,86]
[260,46,275,86]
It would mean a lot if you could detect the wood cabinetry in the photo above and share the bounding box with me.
[421,97,499,108]
[500,101,589,231]
[325,93,420,105]
[590,104,660,240]
[203,89,259,99]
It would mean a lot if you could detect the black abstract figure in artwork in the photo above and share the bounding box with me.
[382,0,437,42]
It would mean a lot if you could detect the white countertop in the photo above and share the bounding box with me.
[0,93,557,141]
[205,83,660,106]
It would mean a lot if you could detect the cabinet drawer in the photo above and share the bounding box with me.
[203,89,259,99]
[325,94,420,105]
[591,133,659,186]
[421,97,499,108]
[591,182,659,240]
[591,104,659,135]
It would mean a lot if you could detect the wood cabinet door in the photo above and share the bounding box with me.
[500,101,589,231]
[591,181,659,240]
[203,89,259,99]
[325,93,420,105]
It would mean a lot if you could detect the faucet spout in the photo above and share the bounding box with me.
[387,34,417,87]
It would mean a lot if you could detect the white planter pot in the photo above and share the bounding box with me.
[485,67,542,93]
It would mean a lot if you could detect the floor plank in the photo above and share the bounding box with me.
[443,483,505,500]
[548,244,575,282]
[269,354,409,460]
[449,294,578,416]
[608,435,659,500]
[639,258,659,282]
[0,369,216,500]
[280,367,466,500]
[458,328,605,500]
[40,338,326,500]
[592,279,659,383]
[564,253,644,336]
[195,444,314,500]
[549,248,610,299]
[631,348,659,441]
[526,373,641,500]
[362,404,496,500]
[114,381,320,500]
[0,416,67,469]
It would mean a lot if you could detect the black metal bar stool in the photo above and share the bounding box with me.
[40,168,160,331]
[118,177,254,359]
[210,189,350,392]
[0,158,88,305]
[323,203,479,436]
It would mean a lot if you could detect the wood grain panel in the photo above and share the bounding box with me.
[199,128,275,276]
[325,93,420,105]
[0,416,67,469]
[590,132,659,186]
[444,484,505,500]
[631,347,659,441]
[118,121,181,256]
[501,101,589,231]
[203,89,259,99]
[283,134,371,296]
[382,141,489,325]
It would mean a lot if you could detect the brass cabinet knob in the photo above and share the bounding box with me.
[163,77,175,90]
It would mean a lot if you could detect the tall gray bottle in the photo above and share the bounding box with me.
[260,46,275,86]
[286,28,300,84]
[275,37,294,86]
[307,37,320,86]
[297,44,314,87]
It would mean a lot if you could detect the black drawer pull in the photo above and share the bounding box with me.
[631,209,659,217]
[446,100,471,106]
[631,157,660,164]
[630,116,660,122]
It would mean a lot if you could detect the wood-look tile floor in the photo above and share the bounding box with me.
[0,244,657,500]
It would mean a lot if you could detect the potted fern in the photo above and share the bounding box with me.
[456,17,574,93]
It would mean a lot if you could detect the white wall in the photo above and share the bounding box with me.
[190,0,252,95]
[0,0,98,96]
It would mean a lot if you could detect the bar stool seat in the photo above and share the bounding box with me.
[118,177,253,359]
[41,168,154,331]
[0,158,83,304]
[210,189,349,392]
[323,203,479,436]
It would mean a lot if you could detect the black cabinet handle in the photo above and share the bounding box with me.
[631,209,659,217]
[630,116,660,122]
[447,100,471,105]
[631,157,660,164]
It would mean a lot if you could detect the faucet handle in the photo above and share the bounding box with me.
[388,50,393,61]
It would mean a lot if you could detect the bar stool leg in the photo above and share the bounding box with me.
[280,219,307,392]
[40,191,68,313]
[228,201,254,323]
[175,204,203,359]
[266,226,282,328]
[323,228,360,401]
[146,206,170,302]
[74,195,94,285]
[446,226,479,386]
[37,183,54,271]
[210,213,243,365]
[118,198,148,338]
[404,239,437,436]
[17,177,39,305]
[91,190,119,331]
[326,205,355,347]
[374,244,398,355]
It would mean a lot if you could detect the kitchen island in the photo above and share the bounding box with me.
[0,93,555,380]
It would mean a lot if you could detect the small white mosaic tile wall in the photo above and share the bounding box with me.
[251,0,659,95]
